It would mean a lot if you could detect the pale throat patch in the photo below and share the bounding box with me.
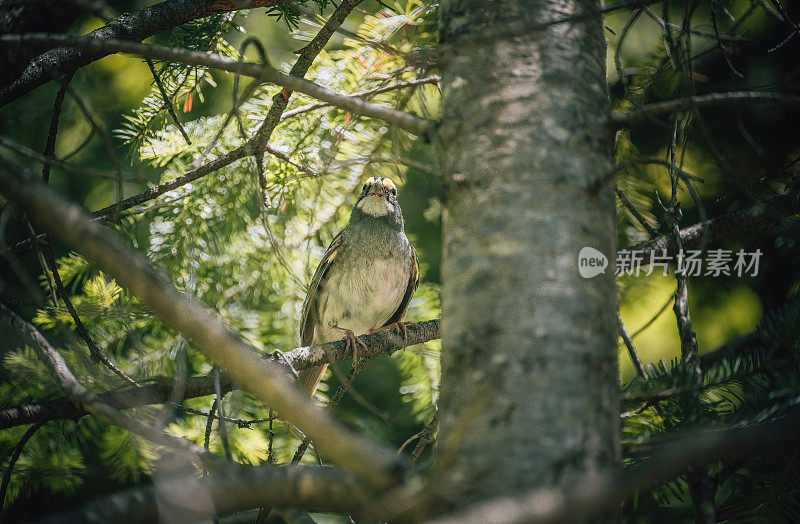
[357,195,393,216]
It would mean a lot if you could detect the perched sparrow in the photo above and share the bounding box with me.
[298,177,418,394]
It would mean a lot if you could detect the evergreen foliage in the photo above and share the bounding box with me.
[0,0,798,521]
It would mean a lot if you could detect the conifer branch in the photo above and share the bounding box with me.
[0,319,440,430]
[0,0,281,106]
[0,301,224,472]
[0,33,435,137]
[0,156,406,489]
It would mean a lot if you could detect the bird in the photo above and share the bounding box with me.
[298,176,418,395]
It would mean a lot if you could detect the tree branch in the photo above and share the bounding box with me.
[90,143,249,220]
[37,464,378,524]
[0,156,404,489]
[1,14,427,260]
[0,421,44,523]
[0,319,440,430]
[617,312,649,379]
[426,412,800,524]
[0,301,224,472]
[0,0,280,106]
[627,188,800,258]
[611,91,800,128]
[0,33,435,137]
[280,76,441,120]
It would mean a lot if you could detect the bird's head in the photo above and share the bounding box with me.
[355,177,398,217]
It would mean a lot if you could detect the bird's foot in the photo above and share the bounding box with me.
[331,326,368,367]
[369,321,409,344]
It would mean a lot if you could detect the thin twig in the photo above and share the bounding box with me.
[263,144,319,178]
[291,356,374,465]
[630,289,676,339]
[145,57,191,145]
[0,301,223,472]
[44,241,140,384]
[280,76,440,120]
[0,137,138,181]
[41,73,73,183]
[642,6,746,42]
[213,367,232,461]
[615,185,659,237]
[611,91,800,127]
[91,144,250,220]
[397,413,438,462]
[178,402,273,428]
[0,421,45,523]
[628,187,800,260]
[411,414,438,462]
[65,85,125,221]
[617,312,650,379]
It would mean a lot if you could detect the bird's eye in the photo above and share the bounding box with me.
[390,188,397,195]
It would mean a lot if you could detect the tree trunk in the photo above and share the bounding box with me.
[436,0,619,506]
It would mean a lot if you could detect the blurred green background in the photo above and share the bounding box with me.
[0,0,798,521]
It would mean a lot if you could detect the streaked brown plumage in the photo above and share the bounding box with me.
[298,177,418,395]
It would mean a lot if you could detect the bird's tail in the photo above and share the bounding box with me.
[298,364,328,396]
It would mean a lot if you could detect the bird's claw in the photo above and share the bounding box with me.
[331,326,368,367]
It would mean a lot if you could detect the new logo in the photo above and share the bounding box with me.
[578,247,608,279]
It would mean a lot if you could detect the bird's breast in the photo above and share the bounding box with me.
[314,240,412,343]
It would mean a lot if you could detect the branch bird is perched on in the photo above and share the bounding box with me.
[299,177,418,395]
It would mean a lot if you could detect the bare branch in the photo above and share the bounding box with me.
[37,464,378,524]
[145,57,191,145]
[0,137,138,181]
[40,73,72,183]
[0,374,234,431]
[263,144,319,178]
[91,144,249,220]
[0,33,434,137]
[642,6,746,42]
[0,319,440,430]
[280,76,441,120]
[616,312,649,379]
[615,185,659,237]
[627,188,800,258]
[0,0,281,106]
[611,91,800,128]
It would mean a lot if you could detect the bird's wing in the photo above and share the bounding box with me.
[384,243,419,327]
[300,229,345,347]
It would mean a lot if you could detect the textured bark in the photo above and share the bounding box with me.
[436,0,619,505]
[0,0,81,87]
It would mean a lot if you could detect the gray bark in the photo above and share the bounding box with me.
[436,0,619,505]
